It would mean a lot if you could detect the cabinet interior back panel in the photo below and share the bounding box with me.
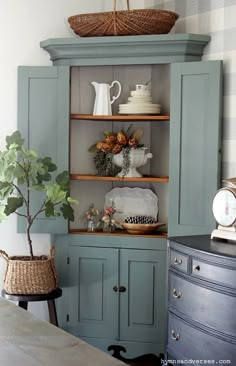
[150,122,169,177]
[112,65,151,114]
[151,183,168,226]
[70,120,113,174]
[151,64,170,115]
[70,181,112,229]
[71,66,113,114]
[70,63,171,229]
[70,65,163,115]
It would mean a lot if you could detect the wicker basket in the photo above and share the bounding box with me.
[0,247,58,295]
[68,0,178,37]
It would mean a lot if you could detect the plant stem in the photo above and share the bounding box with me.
[26,165,34,259]
[12,183,27,206]
[27,221,34,259]
[15,211,28,218]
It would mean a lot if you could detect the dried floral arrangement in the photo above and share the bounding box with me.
[98,201,121,232]
[82,203,99,223]
[89,125,144,176]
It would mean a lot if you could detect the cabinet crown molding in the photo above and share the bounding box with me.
[40,33,210,66]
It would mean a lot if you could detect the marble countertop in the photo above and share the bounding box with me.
[0,297,124,366]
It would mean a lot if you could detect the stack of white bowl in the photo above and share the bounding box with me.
[119,87,161,115]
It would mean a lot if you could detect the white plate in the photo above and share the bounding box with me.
[119,112,161,115]
[119,109,161,114]
[131,90,151,97]
[105,187,158,222]
[128,96,153,101]
[119,110,161,114]
[119,104,161,109]
[119,103,161,108]
[126,103,161,107]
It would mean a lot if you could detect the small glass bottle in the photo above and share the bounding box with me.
[87,219,96,232]
[103,222,113,233]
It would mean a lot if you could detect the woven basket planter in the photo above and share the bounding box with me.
[0,247,58,295]
[68,0,178,37]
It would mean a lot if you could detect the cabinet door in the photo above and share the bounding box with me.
[68,246,119,340]
[119,249,167,344]
[169,61,223,236]
[17,66,70,233]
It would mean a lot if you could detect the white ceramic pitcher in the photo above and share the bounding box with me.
[91,81,121,115]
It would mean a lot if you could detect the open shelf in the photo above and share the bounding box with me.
[70,174,169,182]
[69,228,168,238]
[70,114,170,121]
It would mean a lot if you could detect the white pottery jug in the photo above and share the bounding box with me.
[91,81,121,115]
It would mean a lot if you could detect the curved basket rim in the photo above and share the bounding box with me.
[68,9,179,21]
[7,255,52,262]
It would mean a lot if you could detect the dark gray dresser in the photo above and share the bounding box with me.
[167,235,236,365]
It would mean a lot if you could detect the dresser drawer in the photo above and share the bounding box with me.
[168,313,236,363]
[191,258,236,289]
[170,250,188,273]
[169,272,236,338]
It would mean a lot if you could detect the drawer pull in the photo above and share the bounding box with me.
[171,330,180,341]
[193,264,200,272]
[172,288,182,298]
[174,257,182,265]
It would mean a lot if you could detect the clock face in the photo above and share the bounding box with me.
[212,188,236,227]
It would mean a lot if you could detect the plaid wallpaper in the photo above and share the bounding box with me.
[146,0,236,180]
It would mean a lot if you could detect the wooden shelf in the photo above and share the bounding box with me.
[70,114,170,121]
[70,174,169,182]
[69,229,168,238]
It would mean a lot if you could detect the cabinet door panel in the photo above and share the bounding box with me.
[169,61,223,236]
[17,66,70,233]
[68,246,118,339]
[119,249,167,344]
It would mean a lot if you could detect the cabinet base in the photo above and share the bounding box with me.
[108,345,163,365]
[78,336,164,359]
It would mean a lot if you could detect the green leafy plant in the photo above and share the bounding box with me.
[0,131,78,259]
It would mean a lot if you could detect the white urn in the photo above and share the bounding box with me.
[113,148,153,178]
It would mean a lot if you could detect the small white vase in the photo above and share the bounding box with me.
[113,148,153,178]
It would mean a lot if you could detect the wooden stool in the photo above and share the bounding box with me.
[1,288,62,327]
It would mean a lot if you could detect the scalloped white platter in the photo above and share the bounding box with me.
[104,187,158,223]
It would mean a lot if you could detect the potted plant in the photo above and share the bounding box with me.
[0,131,77,295]
[89,126,153,177]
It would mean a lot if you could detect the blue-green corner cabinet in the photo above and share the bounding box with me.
[17,34,222,359]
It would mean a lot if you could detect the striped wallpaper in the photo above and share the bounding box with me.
[146,0,236,181]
